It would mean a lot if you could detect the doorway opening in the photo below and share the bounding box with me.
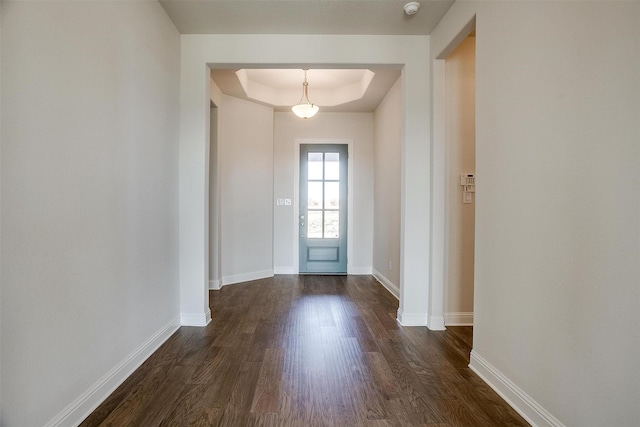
[430,17,476,331]
[443,34,476,326]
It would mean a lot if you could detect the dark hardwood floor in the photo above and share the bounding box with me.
[81,275,529,426]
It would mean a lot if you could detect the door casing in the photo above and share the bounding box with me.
[299,143,348,274]
[293,139,354,274]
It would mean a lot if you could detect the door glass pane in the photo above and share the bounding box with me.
[307,211,323,238]
[324,211,339,238]
[308,153,323,180]
[324,153,339,180]
[324,182,340,209]
[308,182,322,209]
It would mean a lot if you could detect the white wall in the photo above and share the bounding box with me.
[444,36,475,325]
[219,95,274,284]
[372,78,403,296]
[0,2,180,426]
[179,34,431,327]
[273,112,374,274]
[432,2,640,426]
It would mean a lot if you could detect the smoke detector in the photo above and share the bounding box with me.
[403,1,420,16]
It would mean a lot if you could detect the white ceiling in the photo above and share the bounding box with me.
[159,0,455,35]
[211,68,402,112]
[243,69,366,91]
[176,1,450,112]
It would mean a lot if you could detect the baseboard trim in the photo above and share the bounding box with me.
[427,314,446,331]
[209,279,221,290]
[181,309,212,326]
[348,266,373,275]
[444,311,474,326]
[222,269,274,286]
[44,317,180,427]
[469,350,566,427]
[396,310,428,326]
[273,266,295,274]
[372,268,399,300]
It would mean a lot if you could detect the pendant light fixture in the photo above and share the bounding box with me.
[291,69,319,119]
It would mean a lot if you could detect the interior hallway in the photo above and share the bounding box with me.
[81,275,528,426]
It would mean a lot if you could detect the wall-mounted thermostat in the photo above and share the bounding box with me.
[460,173,475,187]
[460,173,475,204]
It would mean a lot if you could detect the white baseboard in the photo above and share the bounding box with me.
[209,279,221,290]
[427,314,446,331]
[396,310,428,326]
[274,267,372,275]
[181,308,212,326]
[348,266,372,275]
[44,317,180,427]
[469,350,565,427]
[444,312,474,326]
[372,268,399,299]
[222,269,274,286]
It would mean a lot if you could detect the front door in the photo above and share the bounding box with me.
[299,144,348,274]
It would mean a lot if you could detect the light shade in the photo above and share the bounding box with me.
[291,103,319,119]
[292,69,319,119]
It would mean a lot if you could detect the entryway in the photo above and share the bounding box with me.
[298,144,348,274]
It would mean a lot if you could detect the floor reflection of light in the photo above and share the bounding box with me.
[284,293,367,391]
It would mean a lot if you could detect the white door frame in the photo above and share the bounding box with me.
[179,38,432,327]
[293,138,354,274]
[429,58,447,330]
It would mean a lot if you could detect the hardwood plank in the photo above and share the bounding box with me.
[182,407,224,427]
[436,398,485,427]
[93,362,180,427]
[217,361,262,426]
[239,304,264,334]
[188,346,229,384]
[250,347,285,413]
[287,332,335,425]
[322,337,363,425]
[339,338,387,421]
[376,338,448,424]
[125,365,195,426]
[365,351,401,401]
[157,383,221,426]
